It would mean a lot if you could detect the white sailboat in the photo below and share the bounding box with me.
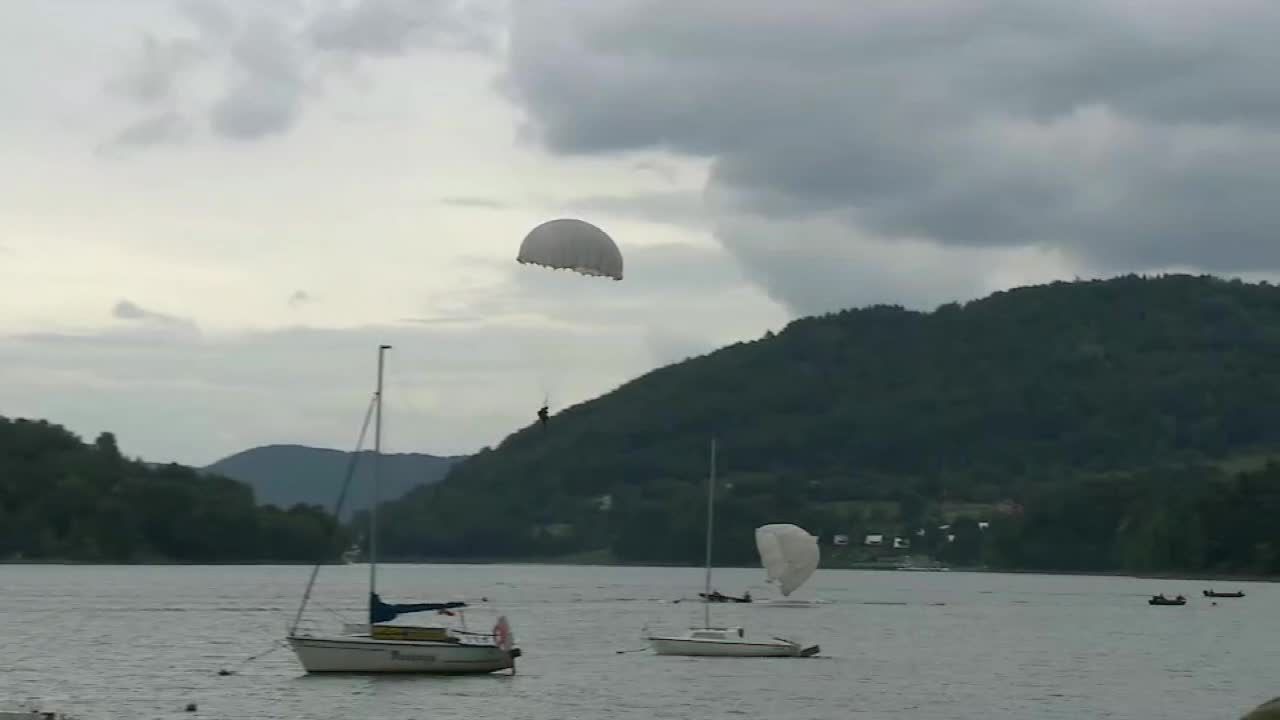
[755,523,828,607]
[286,345,520,674]
[646,439,819,658]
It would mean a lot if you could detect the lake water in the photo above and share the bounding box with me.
[0,564,1276,719]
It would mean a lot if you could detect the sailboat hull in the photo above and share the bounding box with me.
[287,635,515,674]
[758,598,829,607]
[648,636,814,657]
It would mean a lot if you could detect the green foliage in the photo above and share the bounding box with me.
[984,463,1280,575]
[378,274,1280,573]
[0,418,347,563]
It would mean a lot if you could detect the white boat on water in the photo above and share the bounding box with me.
[287,620,516,673]
[646,438,819,658]
[758,598,830,607]
[649,626,819,657]
[285,345,519,674]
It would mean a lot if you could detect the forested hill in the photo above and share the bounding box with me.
[0,418,347,562]
[205,445,461,520]
[378,274,1280,574]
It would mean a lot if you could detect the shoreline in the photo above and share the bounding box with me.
[2,557,1275,583]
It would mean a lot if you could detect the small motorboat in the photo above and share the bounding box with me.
[699,590,753,604]
[1203,589,1245,598]
[1149,594,1187,606]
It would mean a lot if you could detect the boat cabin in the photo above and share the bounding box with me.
[688,627,745,641]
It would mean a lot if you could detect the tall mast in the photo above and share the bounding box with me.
[370,344,391,603]
[703,437,716,629]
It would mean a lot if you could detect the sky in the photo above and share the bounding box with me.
[2,0,1278,465]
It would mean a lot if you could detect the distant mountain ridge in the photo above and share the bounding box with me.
[205,444,463,519]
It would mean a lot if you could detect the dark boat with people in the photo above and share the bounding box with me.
[1149,594,1186,606]
[699,590,753,604]
[1203,589,1245,598]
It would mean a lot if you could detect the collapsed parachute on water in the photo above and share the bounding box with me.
[755,524,820,597]
[516,218,623,281]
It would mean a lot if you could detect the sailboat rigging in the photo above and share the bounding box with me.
[285,344,520,674]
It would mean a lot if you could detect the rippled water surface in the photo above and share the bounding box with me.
[1,564,1276,719]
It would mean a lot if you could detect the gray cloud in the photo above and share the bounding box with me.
[178,0,238,41]
[112,300,151,320]
[210,16,307,141]
[566,191,708,230]
[631,159,682,184]
[714,212,1074,314]
[107,33,204,106]
[644,326,716,366]
[105,28,204,148]
[110,111,191,148]
[288,290,312,307]
[111,299,201,339]
[308,0,497,56]
[400,314,487,325]
[108,0,501,147]
[501,1,1280,313]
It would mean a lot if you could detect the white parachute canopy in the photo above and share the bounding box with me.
[516,218,623,281]
[755,524,820,596]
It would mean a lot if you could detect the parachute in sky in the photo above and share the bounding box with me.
[516,218,623,281]
[755,524,820,596]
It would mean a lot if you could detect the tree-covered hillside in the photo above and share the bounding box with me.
[0,418,346,563]
[377,275,1280,574]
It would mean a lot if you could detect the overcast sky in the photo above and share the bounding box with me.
[3,1,1278,465]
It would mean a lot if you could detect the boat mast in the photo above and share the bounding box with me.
[703,437,716,629]
[370,344,390,605]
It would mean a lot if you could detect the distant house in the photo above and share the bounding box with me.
[938,524,952,532]
[946,533,956,543]
[893,536,910,549]
[833,534,850,547]
[594,494,613,511]
[864,534,884,547]
[994,500,1024,516]
[538,523,574,538]
[915,528,927,537]
[977,521,990,530]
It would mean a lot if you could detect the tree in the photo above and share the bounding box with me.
[0,416,347,563]
[94,432,121,461]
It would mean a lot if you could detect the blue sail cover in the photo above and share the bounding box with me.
[369,593,467,624]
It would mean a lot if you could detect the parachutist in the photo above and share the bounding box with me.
[537,405,549,427]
